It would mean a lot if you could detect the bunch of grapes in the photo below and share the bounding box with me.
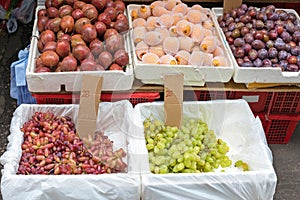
[143,117,233,174]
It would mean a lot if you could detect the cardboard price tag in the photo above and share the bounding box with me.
[163,74,184,127]
[223,0,242,13]
[76,75,103,141]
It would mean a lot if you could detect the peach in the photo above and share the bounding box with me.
[133,26,147,44]
[175,50,190,65]
[144,31,163,46]
[135,41,149,60]
[160,54,177,65]
[142,52,161,64]
[163,36,180,56]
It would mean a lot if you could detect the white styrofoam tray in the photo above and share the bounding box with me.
[212,7,300,84]
[132,100,277,200]
[0,101,141,200]
[26,6,134,93]
[127,4,234,86]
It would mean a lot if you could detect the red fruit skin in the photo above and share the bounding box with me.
[105,34,124,53]
[75,17,91,34]
[56,30,64,40]
[109,21,115,29]
[38,40,44,52]
[73,1,86,9]
[97,51,113,69]
[92,0,107,12]
[114,0,125,12]
[38,9,48,18]
[116,13,127,22]
[46,17,61,33]
[97,12,111,27]
[114,49,129,66]
[71,37,86,49]
[65,0,75,6]
[35,57,44,68]
[94,21,107,37]
[45,0,52,8]
[72,9,84,20]
[61,54,78,71]
[59,33,71,42]
[72,44,91,62]
[59,5,73,18]
[60,15,75,33]
[40,51,60,67]
[90,39,104,57]
[81,24,97,43]
[287,55,297,64]
[39,30,56,45]
[56,40,71,58]
[47,7,59,18]
[84,7,98,22]
[51,0,64,8]
[104,7,117,21]
[103,28,118,40]
[37,16,49,32]
[114,19,129,33]
[35,66,52,73]
[109,63,123,70]
[95,64,105,71]
[106,0,115,8]
[80,58,97,71]
[43,41,57,52]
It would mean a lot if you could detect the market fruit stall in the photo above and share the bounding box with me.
[1,0,300,199]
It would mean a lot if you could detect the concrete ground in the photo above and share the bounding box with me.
[0,16,300,200]
[269,124,300,200]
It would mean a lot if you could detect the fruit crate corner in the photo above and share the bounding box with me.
[32,92,160,106]
[256,113,300,144]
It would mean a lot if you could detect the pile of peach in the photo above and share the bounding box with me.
[130,0,228,67]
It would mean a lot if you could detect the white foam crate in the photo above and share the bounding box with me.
[133,100,277,200]
[212,7,300,84]
[0,101,141,200]
[26,6,134,93]
[127,4,234,86]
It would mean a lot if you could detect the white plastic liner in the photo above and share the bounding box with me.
[0,101,141,200]
[132,99,277,200]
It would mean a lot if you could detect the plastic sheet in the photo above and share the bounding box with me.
[1,0,35,33]
[12,0,35,24]
[0,101,141,200]
[133,99,277,200]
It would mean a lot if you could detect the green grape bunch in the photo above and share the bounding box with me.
[143,117,234,174]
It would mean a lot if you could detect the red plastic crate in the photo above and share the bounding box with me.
[32,92,160,106]
[232,92,272,113]
[232,91,300,114]
[257,113,300,144]
[270,92,300,114]
[185,91,234,101]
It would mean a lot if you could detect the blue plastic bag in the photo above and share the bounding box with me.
[10,45,36,105]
